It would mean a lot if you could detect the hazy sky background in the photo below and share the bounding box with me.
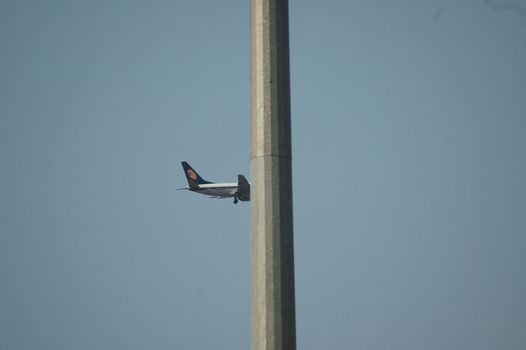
[1,1,525,349]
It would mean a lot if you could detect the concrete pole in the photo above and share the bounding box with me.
[250,0,296,350]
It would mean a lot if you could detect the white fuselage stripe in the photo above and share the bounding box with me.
[192,183,239,197]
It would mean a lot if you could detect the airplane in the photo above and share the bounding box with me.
[178,161,250,204]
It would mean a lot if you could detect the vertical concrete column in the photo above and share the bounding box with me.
[250,0,296,350]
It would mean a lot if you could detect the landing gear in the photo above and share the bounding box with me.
[233,197,239,204]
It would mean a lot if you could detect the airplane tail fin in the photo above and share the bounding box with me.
[181,162,211,189]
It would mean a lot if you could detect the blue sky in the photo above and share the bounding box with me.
[1,1,525,349]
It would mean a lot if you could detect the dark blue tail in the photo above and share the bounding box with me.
[181,162,211,188]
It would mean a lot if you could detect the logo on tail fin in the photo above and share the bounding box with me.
[186,169,198,181]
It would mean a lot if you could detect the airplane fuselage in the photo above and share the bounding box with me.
[189,183,239,197]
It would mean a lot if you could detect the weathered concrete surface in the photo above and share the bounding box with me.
[250,0,296,349]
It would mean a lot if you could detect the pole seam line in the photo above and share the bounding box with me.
[250,154,292,161]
